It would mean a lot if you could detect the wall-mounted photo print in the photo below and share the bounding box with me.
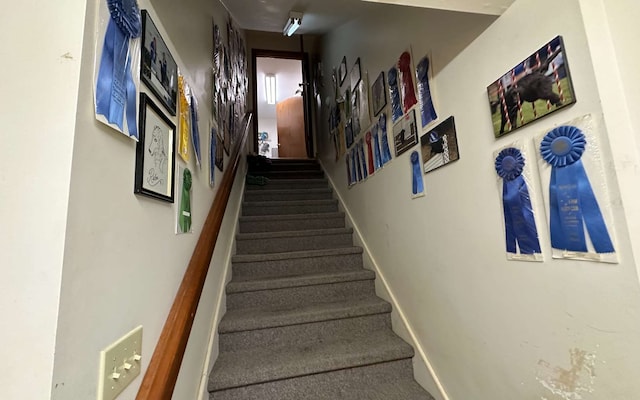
[420,116,459,173]
[487,35,576,138]
[393,108,418,157]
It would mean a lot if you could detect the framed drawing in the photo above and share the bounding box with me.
[141,10,178,115]
[420,116,459,173]
[338,56,347,86]
[393,108,418,157]
[487,35,576,138]
[134,93,176,202]
[215,131,224,172]
[350,57,362,90]
[371,71,387,117]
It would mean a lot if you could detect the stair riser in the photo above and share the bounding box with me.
[232,253,363,279]
[239,215,344,233]
[226,280,375,310]
[220,313,391,352]
[246,180,328,190]
[244,191,333,202]
[236,232,352,254]
[209,359,427,400]
[257,171,325,179]
[242,203,338,216]
[250,163,321,172]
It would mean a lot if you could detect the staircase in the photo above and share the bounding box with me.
[208,158,434,400]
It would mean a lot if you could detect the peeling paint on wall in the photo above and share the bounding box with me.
[537,348,596,400]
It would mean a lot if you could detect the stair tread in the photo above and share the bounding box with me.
[219,297,391,333]
[244,187,331,195]
[239,211,343,222]
[246,178,328,185]
[227,269,375,293]
[232,247,362,263]
[243,199,337,207]
[209,330,414,391]
[237,227,352,240]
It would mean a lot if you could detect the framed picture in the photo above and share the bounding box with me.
[487,35,576,138]
[141,10,178,115]
[350,57,362,90]
[393,108,418,157]
[371,71,387,117]
[338,56,347,86]
[215,131,224,171]
[134,93,176,202]
[209,123,217,186]
[420,116,459,173]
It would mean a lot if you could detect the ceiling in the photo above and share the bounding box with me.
[220,0,514,35]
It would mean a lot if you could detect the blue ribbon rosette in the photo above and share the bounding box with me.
[378,114,393,165]
[358,141,368,180]
[495,147,541,255]
[416,57,437,128]
[410,151,424,196]
[540,126,614,253]
[96,0,141,138]
[372,125,383,171]
[387,67,403,123]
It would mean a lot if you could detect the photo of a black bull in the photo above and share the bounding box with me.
[491,48,562,134]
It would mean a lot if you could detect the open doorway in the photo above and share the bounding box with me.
[254,52,310,159]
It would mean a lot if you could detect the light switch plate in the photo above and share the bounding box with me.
[98,326,143,400]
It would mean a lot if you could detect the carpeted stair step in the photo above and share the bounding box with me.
[251,162,322,172]
[239,212,345,233]
[231,247,364,279]
[226,271,375,310]
[235,227,353,255]
[209,359,434,400]
[246,178,329,190]
[242,199,339,216]
[208,329,415,392]
[219,297,391,334]
[255,170,325,180]
[244,187,333,202]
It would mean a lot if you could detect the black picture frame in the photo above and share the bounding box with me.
[141,10,178,116]
[371,71,387,117]
[338,56,347,86]
[135,93,176,202]
[350,57,362,90]
[215,131,224,172]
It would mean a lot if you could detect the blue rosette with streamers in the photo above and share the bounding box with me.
[410,151,424,197]
[540,126,614,253]
[387,67,403,123]
[495,147,541,255]
[379,113,393,165]
[358,140,368,180]
[416,56,437,128]
[96,0,141,139]
[372,125,383,171]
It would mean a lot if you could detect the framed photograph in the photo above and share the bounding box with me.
[487,35,576,138]
[215,131,224,172]
[141,10,178,115]
[420,116,459,173]
[209,123,217,187]
[134,93,176,202]
[338,56,347,86]
[371,71,387,117]
[393,109,418,157]
[350,57,362,90]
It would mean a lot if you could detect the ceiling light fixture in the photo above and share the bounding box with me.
[265,74,276,105]
[283,12,303,36]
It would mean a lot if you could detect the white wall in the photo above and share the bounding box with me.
[319,1,640,399]
[49,0,246,399]
[0,1,87,399]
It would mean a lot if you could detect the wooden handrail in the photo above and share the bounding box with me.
[136,113,253,400]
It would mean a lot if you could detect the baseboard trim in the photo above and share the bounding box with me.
[319,160,451,400]
[197,162,248,400]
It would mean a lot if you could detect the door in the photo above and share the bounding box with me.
[276,96,307,158]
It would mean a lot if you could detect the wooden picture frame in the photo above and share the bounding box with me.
[141,10,178,115]
[134,93,176,202]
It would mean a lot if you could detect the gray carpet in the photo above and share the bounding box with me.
[208,158,434,399]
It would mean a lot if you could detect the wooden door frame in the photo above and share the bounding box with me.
[251,49,313,158]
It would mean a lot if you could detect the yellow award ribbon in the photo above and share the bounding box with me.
[178,75,190,162]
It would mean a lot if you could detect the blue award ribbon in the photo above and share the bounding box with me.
[540,126,614,253]
[495,148,541,254]
[416,57,437,127]
[350,149,357,183]
[190,94,202,167]
[358,141,368,179]
[373,126,383,170]
[96,0,141,138]
[379,114,393,165]
[387,67,403,123]
[411,151,424,196]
